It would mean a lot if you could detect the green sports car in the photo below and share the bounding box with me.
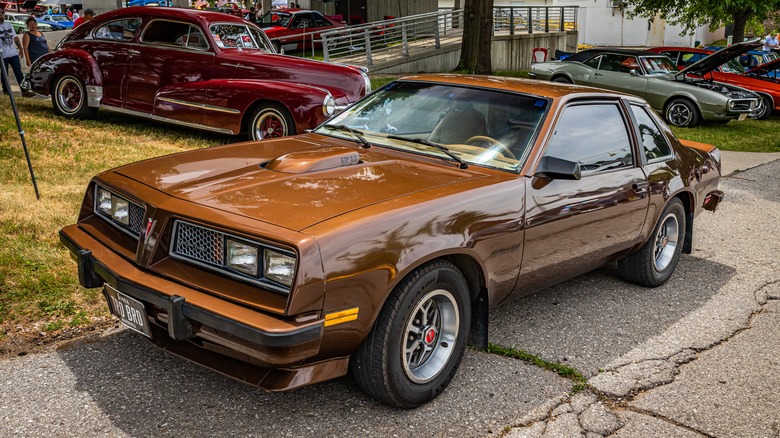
[529,40,762,127]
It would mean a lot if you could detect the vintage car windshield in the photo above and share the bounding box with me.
[639,56,677,74]
[209,23,273,50]
[315,81,548,171]
[721,58,746,74]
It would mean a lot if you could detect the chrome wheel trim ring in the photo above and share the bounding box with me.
[667,103,692,127]
[653,212,679,271]
[401,289,460,384]
[56,77,84,115]
[252,108,287,140]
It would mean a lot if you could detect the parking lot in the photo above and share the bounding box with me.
[2,158,778,437]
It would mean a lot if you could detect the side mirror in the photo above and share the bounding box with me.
[534,156,582,180]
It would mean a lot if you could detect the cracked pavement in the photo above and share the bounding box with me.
[1,159,778,437]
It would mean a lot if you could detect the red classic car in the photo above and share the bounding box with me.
[61,75,723,407]
[649,42,778,119]
[26,8,370,140]
[257,8,346,52]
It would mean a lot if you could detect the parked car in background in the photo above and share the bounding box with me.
[60,74,723,408]
[126,0,172,7]
[38,14,73,30]
[26,7,370,140]
[216,2,249,17]
[529,45,761,127]
[649,42,779,119]
[4,12,52,31]
[257,8,346,52]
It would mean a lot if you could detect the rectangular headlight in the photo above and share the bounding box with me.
[226,239,259,277]
[97,188,113,216]
[264,249,296,286]
[113,198,130,225]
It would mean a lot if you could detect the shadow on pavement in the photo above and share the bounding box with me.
[489,256,736,377]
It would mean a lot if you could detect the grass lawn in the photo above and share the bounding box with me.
[0,79,777,350]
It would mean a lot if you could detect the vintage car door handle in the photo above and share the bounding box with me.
[633,181,649,193]
[128,49,141,56]
[594,72,603,77]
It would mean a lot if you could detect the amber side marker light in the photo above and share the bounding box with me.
[324,307,359,327]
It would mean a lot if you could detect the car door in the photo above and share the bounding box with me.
[519,100,650,293]
[83,17,142,108]
[123,18,214,121]
[589,53,649,97]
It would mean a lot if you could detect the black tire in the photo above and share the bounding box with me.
[51,75,98,119]
[350,260,471,408]
[664,98,700,127]
[753,95,773,120]
[246,103,295,141]
[272,41,282,53]
[551,76,572,84]
[618,198,686,287]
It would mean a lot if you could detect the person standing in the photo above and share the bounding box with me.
[0,14,32,96]
[72,10,80,22]
[72,9,94,28]
[22,16,49,66]
[763,32,778,52]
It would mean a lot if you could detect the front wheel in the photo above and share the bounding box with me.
[551,76,572,84]
[664,98,700,127]
[246,103,295,141]
[51,75,98,119]
[618,198,686,287]
[350,260,471,408]
[752,95,773,120]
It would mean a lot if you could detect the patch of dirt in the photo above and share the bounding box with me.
[0,316,118,359]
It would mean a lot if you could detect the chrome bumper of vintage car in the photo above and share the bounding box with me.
[59,225,324,365]
[727,98,758,114]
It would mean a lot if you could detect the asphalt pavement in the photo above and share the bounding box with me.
[1,153,779,436]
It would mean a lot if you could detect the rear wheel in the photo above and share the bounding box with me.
[350,260,471,408]
[247,103,295,141]
[664,98,700,127]
[618,198,686,287]
[51,75,98,119]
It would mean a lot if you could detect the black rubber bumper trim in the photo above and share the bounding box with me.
[59,230,322,348]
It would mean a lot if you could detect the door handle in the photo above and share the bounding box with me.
[128,49,141,55]
[594,72,603,76]
[633,181,649,193]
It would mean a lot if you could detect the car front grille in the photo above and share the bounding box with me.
[729,99,757,113]
[170,221,225,267]
[128,203,145,237]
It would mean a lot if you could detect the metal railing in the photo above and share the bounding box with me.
[321,6,578,66]
[322,9,464,66]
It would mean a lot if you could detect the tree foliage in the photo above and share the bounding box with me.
[626,0,780,43]
[456,0,494,74]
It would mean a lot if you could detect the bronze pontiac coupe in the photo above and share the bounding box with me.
[60,76,723,407]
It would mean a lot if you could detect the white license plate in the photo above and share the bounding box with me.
[738,113,748,121]
[104,284,152,338]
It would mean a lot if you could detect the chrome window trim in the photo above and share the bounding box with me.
[139,18,212,52]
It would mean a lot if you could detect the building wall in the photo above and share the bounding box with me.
[299,0,437,22]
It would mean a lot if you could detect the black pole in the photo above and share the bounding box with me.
[0,58,40,200]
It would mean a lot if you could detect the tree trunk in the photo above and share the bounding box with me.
[456,0,494,74]
[730,9,753,43]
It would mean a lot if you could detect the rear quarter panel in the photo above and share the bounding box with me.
[28,48,102,95]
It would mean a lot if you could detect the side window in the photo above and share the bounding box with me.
[142,20,208,50]
[629,104,672,161]
[94,18,142,41]
[544,104,633,173]
[311,12,331,27]
[600,54,639,73]
[583,55,601,69]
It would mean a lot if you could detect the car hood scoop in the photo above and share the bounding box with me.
[113,135,483,231]
[264,146,360,174]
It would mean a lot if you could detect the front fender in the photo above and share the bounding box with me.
[28,48,102,95]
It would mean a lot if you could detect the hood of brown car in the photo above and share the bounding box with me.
[113,134,486,231]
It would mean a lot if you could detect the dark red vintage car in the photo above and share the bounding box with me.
[649,41,778,119]
[61,75,723,407]
[26,8,370,140]
[257,8,345,52]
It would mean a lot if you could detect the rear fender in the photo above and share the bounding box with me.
[28,49,102,95]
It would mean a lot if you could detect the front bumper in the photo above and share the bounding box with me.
[60,224,324,367]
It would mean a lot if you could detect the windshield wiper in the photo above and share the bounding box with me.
[324,124,370,148]
[386,134,468,169]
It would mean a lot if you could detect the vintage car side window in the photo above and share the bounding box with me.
[544,104,633,174]
[583,55,601,69]
[599,54,639,73]
[210,24,273,51]
[629,104,672,161]
[311,12,332,27]
[142,20,209,50]
[94,18,142,41]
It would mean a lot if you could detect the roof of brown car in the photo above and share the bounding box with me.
[399,74,629,100]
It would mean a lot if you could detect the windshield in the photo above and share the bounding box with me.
[49,15,69,22]
[260,11,292,27]
[639,56,677,74]
[314,81,549,171]
[721,58,746,74]
[209,23,274,50]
